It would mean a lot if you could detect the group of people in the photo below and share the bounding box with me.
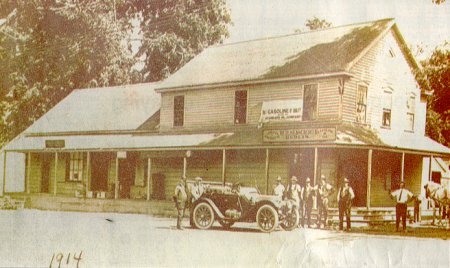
[173,176,205,230]
[273,175,355,231]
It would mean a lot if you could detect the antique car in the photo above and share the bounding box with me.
[190,182,299,233]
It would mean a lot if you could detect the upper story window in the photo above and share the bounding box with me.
[356,85,368,123]
[67,152,84,182]
[382,90,392,127]
[302,84,318,121]
[406,94,415,131]
[234,90,247,124]
[173,95,185,127]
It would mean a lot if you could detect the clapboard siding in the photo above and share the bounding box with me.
[160,78,341,132]
[226,149,266,192]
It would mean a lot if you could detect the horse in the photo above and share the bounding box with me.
[424,181,450,227]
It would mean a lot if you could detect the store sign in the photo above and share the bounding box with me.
[263,127,336,142]
[45,140,65,148]
[117,151,127,159]
[259,99,303,123]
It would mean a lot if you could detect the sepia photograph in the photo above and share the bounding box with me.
[0,0,449,267]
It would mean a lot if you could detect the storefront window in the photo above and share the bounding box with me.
[68,152,84,182]
[302,84,317,121]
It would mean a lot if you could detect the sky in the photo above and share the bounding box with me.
[226,0,449,60]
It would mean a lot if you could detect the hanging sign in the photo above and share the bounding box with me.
[45,140,65,148]
[259,99,303,123]
[263,127,336,142]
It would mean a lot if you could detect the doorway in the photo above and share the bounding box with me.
[118,153,136,199]
[41,154,51,193]
[90,153,110,192]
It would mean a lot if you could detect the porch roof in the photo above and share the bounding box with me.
[4,124,450,156]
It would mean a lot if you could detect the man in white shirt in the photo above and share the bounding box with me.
[273,176,285,199]
[286,176,302,226]
[391,181,413,232]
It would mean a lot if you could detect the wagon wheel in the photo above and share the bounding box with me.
[218,219,235,229]
[256,204,279,233]
[193,202,215,230]
[280,208,300,231]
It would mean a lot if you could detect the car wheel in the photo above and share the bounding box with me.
[193,202,215,230]
[280,208,300,231]
[256,204,279,233]
[219,219,235,229]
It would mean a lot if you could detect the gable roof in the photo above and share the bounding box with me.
[25,82,160,134]
[156,18,396,90]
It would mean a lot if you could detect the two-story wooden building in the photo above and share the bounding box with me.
[2,18,449,215]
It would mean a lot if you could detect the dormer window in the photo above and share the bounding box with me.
[173,95,184,127]
[234,90,247,124]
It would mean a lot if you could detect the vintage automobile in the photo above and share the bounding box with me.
[190,182,299,233]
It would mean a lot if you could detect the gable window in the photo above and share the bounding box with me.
[382,90,392,127]
[302,84,318,121]
[234,90,247,124]
[173,95,184,127]
[67,152,84,182]
[406,95,415,131]
[356,85,368,123]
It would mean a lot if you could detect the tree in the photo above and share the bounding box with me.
[0,0,231,146]
[294,16,332,33]
[418,43,450,146]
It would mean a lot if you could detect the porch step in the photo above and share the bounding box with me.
[0,196,26,210]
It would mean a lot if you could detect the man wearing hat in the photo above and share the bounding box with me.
[302,177,315,228]
[337,177,355,231]
[317,175,334,229]
[273,176,285,199]
[173,176,188,230]
[191,176,205,202]
[390,181,413,232]
[286,176,302,222]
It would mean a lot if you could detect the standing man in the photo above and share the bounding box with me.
[273,176,285,199]
[302,178,315,228]
[391,181,413,232]
[337,177,355,231]
[317,175,334,229]
[191,176,205,202]
[286,176,302,226]
[173,176,188,230]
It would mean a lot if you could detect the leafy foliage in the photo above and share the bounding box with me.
[0,0,231,146]
[294,16,332,33]
[418,43,450,146]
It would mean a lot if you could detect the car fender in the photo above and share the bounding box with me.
[194,197,225,219]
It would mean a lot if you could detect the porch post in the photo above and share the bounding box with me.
[367,149,373,209]
[147,158,152,201]
[183,157,187,178]
[428,155,433,181]
[115,155,119,199]
[265,148,270,194]
[86,152,90,195]
[26,152,31,194]
[313,147,318,209]
[401,152,405,182]
[222,149,226,186]
[2,151,7,195]
[53,152,58,195]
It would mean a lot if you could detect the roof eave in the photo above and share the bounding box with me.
[155,72,354,93]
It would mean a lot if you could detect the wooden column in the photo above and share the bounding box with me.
[265,148,270,194]
[86,152,90,195]
[26,152,31,194]
[313,147,318,209]
[428,155,433,181]
[147,158,152,201]
[183,157,187,178]
[401,152,405,182]
[115,156,119,199]
[222,149,226,186]
[53,152,58,195]
[366,149,373,209]
[2,151,7,196]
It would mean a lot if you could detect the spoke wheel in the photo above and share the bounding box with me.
[280,208,300,231]
[193,203,215,230]
[256,205,279,233]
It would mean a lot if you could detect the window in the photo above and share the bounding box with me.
[67,152,84,182]
[234,90,247,124]
[173,95,184,127]
[406,95,415,131]
[356,85,368,123]
[302,84,318,121]
[382,91,392,127]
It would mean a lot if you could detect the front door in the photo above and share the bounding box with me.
[91,153,110,192]
[118,153,136,199]
[41,154,51,193]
